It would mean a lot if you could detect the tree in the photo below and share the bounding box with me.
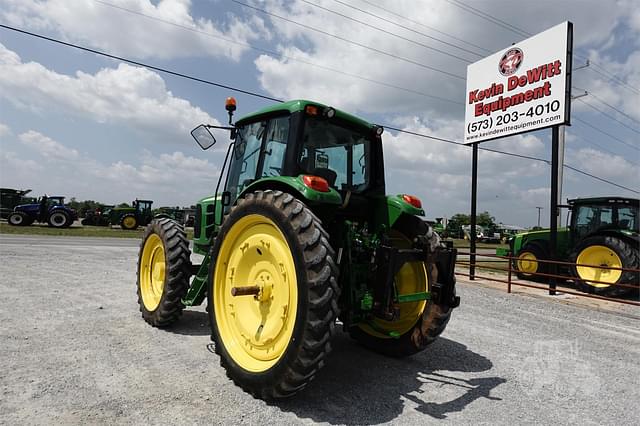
[447,213,470,239]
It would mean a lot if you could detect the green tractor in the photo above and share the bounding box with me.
[109,199,153,230]
[502,197,639,295]
[136,99,459,399]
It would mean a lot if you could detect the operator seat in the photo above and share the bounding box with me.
[312,167,337,188]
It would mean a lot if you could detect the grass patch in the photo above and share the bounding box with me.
[0,223,194,240]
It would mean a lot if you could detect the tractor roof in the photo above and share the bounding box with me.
[235,100,375,130]
[568,196,639,205]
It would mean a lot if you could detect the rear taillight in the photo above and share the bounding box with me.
[402,194,422,209]
[302,175,330,192]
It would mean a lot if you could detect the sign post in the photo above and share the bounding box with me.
[464,22,573,287]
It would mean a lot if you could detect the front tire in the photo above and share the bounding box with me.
[8,212,32,226]
[208,190,339,399]
[121,214,138,230]
[571,235,639,297]
[136,218,191,327]
[515,244,548,281]
[349,216,454,357]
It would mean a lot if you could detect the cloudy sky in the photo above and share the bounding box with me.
[0,0,638,227]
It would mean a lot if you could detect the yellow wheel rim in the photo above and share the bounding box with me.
[123,216,137,228]
[359,231,428,339]
[139,234,166,311]
[213,214,298,373]
[576,245,622,288]
[517,252,538,275]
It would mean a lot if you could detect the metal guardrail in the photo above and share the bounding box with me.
[455,250,640,307]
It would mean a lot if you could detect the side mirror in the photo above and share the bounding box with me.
[191,125,217,150]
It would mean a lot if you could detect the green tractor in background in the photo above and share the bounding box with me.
[108,199,153,230]
[501,197,639,295]
[135,98,459,399]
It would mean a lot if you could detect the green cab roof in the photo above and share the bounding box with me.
[235,99,375,130]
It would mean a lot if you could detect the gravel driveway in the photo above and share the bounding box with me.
[1,234,639,424]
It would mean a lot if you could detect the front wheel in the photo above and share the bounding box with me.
[208,190,339,399]
[515,244,548,281]
[136,218,191,327]
[349,216,454,357]
[121,214,138,230]
[8,212,32,226]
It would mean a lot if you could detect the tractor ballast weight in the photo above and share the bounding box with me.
[136,99,459,399]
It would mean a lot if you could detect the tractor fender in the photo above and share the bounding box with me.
[584,229,639,247]
[240,175,342,206]
[153,213,173,220]
[383,194,425,229]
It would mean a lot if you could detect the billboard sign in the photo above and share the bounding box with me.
[464,22,572,144]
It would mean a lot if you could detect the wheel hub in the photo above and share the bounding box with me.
[576,245,622,287]
[139,234,166,310]
[214,215,298,372]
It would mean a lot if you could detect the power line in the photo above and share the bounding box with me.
[573,87,640,125]
[300,0,474,63]
[358,0,493,54]
[329,0,484,58]
[231,0,466,80]
[567,131,640,167]
[573,116,639,151]
[563,165,639,194]
[575,98,640,134]
[91,0,462,105]
[583,58,640,95]
[1,23,636,195]
[443,0,640,94]
[442,0,530,38]
[0,24,283,103]
[388,126,638,193]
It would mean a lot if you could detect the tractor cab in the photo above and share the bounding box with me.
[568,197,639,244]
[133,199,153,214]
[192,99,385,224]
[45,196,65,207]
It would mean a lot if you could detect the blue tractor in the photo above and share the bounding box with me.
[8,195,78,228]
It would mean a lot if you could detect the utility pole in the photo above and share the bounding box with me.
[536,207,543,228]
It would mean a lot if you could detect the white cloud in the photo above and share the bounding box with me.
[0,0,267,61]
[19,130,79,161]
[0,123,11,138]
[1,129,220,206]
[250,0,637,116]
[0,43,218,140]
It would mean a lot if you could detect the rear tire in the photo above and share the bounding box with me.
[136,218,191,327]
[8,212,32,226]
[48,211,70,228]
[570,235,639,297]
[349,216,454,357]
[208,190,339,399]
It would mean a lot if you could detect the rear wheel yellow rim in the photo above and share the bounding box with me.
[517,252,538,275]
[576,245,622,288]
[123,216,137,229]
[213,214,298,373]
[358,231,427,339]
[139,234,166,311]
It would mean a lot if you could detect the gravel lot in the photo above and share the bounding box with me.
[1,234,639,425]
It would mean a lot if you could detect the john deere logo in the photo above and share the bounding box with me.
[499,48,524,76]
